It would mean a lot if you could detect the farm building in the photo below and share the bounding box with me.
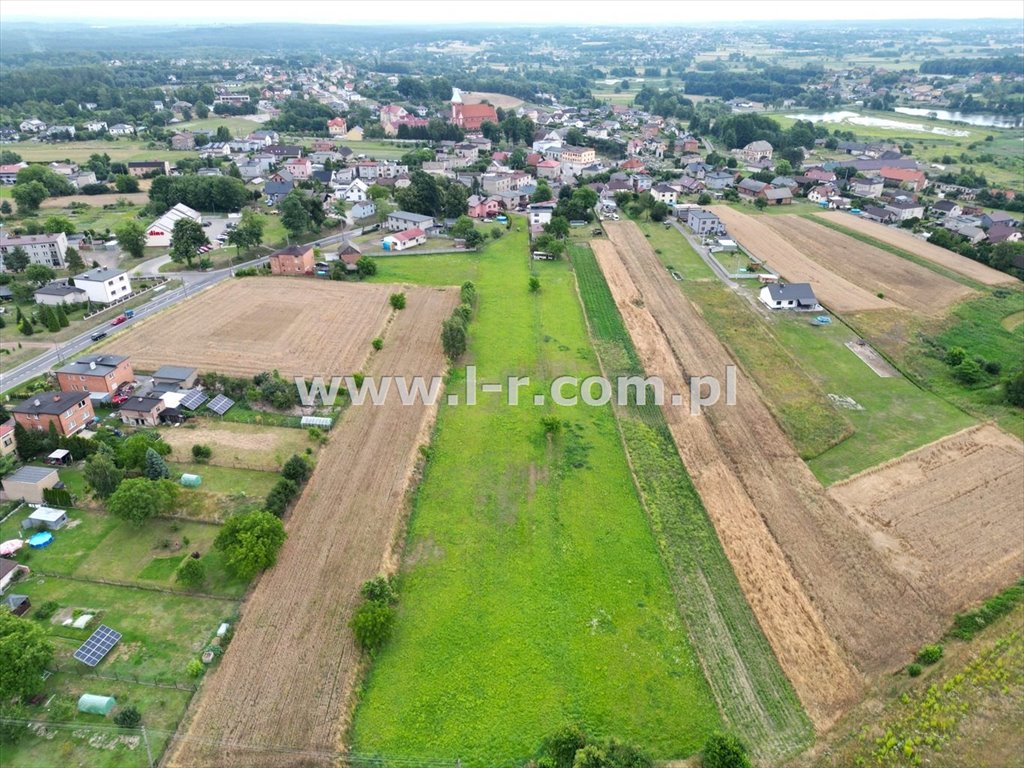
[0,559,29,595]
[145,203,202,248]
[759,283,822,312]
[1,466,60,504]
[381,228,427,252]
[152,366,199,391]
[22,506,68,531]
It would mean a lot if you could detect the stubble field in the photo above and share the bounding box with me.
[103,278,396,378]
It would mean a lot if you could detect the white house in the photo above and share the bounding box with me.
[34,282,88,306]
[0,232,69,271]
[386,211,435,232]
[350,200,377,220]
[381,227,427,252]
[73,266,133,304]
[759,283,821,311]
[651,183,678,206]
[527,201,556,233]
[19,118,46,133]
[342,178,370,202]
[108,123,135,136]
[145,202,202,247]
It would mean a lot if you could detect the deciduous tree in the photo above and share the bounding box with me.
[115,220,147,259]
[107,477,178,525]
[169,217,209,267]
[214,510,287,579]
[0,611,54,698]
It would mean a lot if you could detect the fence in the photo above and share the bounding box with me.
[82,278,170,321]
[47,663,199,691]
[32,569,239,603]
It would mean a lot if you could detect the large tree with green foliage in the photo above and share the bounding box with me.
[115,220,147,259]
[214,510,287,579]
[0,611,54,699]
[226,209,265,255]
[169,217,209,267]
[83,449,124,498]
[107,477,178,525]
[143,447,170,479]
[11,182,47,214]
[701,732,752,768]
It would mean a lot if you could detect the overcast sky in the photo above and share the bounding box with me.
[4,0,1023,25]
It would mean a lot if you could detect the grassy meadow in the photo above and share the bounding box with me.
[353,225,722,764]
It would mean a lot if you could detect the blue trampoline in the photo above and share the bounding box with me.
[28,531,53,549]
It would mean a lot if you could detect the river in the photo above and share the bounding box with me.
[894,107,1023,129]
[784,110,971,137]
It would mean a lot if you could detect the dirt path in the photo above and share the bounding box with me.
[711,207,893,313]
[165,286,457,767]
[762,216,975,315]
[814,212,1020,287]
[591,233,862,730]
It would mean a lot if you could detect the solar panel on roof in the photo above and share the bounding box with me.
[207,394,235,415]
[73,625,122,667]
[180,389,209,411]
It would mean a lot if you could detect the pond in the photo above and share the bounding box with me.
[893,107,1023,129]
[785,110,971,137]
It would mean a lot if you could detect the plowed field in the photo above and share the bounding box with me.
[104,278,395,378]
[165,286,458,767]
[814,212,1020,286]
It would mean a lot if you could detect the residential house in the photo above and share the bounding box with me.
[632,174,654,192]
[885,199,925,221]
[944,218,987,243]
[986,223,1022,245]
[266,145,303,159]
[0,162,26,184]
[848,177,885,198]
[340,178,369,202]
[327,117,348,136]
[536,159,561,179]
[108,123,135,136]
[170,132,196,151]
[651,183,678,206]
[73,266,132,304]
[152,366,198,391]
[343,126,364,142]
[880,167,927,193]
[759,283,822,311]
[269,244,315,275]
[527,201,557,232]
[263,180,293,205]
[981,211,1018,230]
[56,355,134,396]
[34,282,87,306]
[737,178,769,199]
[807,184,837,204]
[381,227,427,252]
[19,118,47,133]
[686,209,726,236]
[0,421,15,458]
[13,391,94,437]
[0,232,68,270]
[349,200,377,220]
[739,140,773,163]
[119,397,166,427]
[705,171,736,190]
[283,157,313,180]
[804,167,837,183]
[145,202,202,247]
[386,211,435,232]
[467,195,502,219]
[128,160,170,178]
[931,199,962,218]
[862,205,897,224]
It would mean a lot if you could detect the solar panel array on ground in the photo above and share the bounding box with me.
[207,394,235,415]
[74,625,122,667]
[180,389,209,410]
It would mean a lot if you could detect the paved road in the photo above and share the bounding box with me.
[0,254,268,393]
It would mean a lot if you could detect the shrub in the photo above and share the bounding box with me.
[176,557,205,589]
[389,292,406,310]
[916,644,943,665]
[529,275,541,293]
[983,359,1002,376]
[186,658,204,678]
[945,346,967,366]
[264,477,299,516]
[952,357,983,385]
[360,576,398,605]
[372,337,383,351]
[349,600,395,654]
[191,444,212,463]
[1006,371,1024,407]
[907,663,923,677]
[307,426,327,444]
[281,454,311,484]
[541,416,562,435]
[701,732,751,768]
[460,281,477,307]
[113,706,142,728]
[34,601,58,620]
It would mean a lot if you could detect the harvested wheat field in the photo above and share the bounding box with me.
[815,211,1020,286]
[104,278,397,379]
[166,286,458,767]
[711,207,893,313]
[829,424,1024,607]
[763,215,976,315]
[595,221,1021,728]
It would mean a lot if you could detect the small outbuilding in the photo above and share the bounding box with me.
[77,694,116,716]
[3,594,30,616]
[22,506,68,531]
[152,366,199,391]
[47,449,72,466]
[1,466,60,504]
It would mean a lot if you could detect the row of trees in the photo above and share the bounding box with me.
[148,174,249,214]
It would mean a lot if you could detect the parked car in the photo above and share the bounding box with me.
[112,393,129,405]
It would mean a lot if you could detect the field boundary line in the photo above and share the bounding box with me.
[29,569,240,602]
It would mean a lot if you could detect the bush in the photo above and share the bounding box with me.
[701,732,751,768]
[983,359,1002,376]
[191,444,212,463]
[113,706,141,728]
[186,658,204,678]
[34,601,59,620]
[916,644,943,665]
[372,337,384,351]
[389,292,406,310]
[280,454,311,484]
[176,557,205,589]
[529,275,541,293]
[907,663,923,677]
[264,477,299,516]
[1006,370,1024,407]
[360,576,398,605]
[349,600,395,654]
[945,346,967,366]
[953,357,983,385]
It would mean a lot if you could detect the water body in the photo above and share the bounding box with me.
[894,107,1023,129]
[785,110,971,137]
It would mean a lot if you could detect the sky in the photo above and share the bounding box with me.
[3,0,1023,25]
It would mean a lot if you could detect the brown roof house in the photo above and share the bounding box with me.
[119,396,167,427]
[13,391,94,437]
[57,354,134,396]
[269,244,315,276]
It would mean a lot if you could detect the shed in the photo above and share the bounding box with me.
[77,694,116,716]
[22,506,68,531]
[2,466,60,504]
[180,474,202,488]
[4,594,30,616]
[47,449,72,466]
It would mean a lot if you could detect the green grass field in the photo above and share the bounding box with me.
[8,139,196,164]
[570,245,813,761]
[352,225,722,764]
[174,116,268,136]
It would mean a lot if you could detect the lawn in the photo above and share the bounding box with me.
[159,419,317,471]
[570,245,813,761]
[3,674,194,768]
[352,225,722,764]
[174,116,267,136]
